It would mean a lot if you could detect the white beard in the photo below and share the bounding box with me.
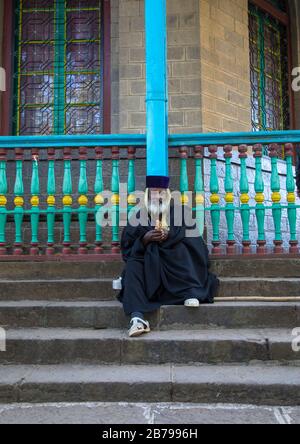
[147,201,169,219]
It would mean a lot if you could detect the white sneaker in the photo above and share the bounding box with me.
[184,298,200,307]
[128,317,150,338]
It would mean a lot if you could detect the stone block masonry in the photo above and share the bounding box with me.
[111,0,202,134]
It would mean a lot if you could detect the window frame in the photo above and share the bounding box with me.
[0,0,111,136]
[249,0,295,131]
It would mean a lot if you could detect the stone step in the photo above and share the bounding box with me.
[0,277,299,300]
[1,363,300,405]
[0,301,299,329]
[0,258,299,280]
[0,328,298,365]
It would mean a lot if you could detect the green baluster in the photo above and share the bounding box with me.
[62,147,72,255]
[78,147,88,254]
[285,143,298,254]
[179,146,189,206]
[94,147,104,254]
[0,149,8,255]
[224,145,235,255]
[111,147,120,253]
[253,144,266,254]
[194,146,204,237]
[209,145,221,255]
[127,146,136,213]
[13,148,24,255]
[268,144,283,254]
[238,145,251,254]
[46,148,56,255]
[30,148,40,255]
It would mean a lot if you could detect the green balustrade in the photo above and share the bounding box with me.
[223,145,235,254]
[94,147,104,254]
[111,147,120,253]
[238,145,251,254]
[253,144,266,254]
[13,149,24,255]
[209,146,221,255]
[285,143,298,253]
[269,144,283,253]
[0,150,7,254]
[0,133,298,258]
[78,147,88,254]
[62,148,73,254]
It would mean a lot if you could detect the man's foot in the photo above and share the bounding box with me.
[128,317,151,338]
[184,298,200,307]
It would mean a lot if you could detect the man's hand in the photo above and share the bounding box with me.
[142,230,167,246]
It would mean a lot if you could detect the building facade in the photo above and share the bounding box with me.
[0,0,299,255]
[1,0,299,136]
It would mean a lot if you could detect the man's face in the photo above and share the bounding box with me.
[147,188,170,217]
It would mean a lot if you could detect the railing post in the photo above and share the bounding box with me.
[224,145,235,255]
[127,146,136,213]
[194,146,204,237]
[13,148,24,255]
[0,149,7,255]
[285,143,298,254]
[62,147,72,255]
[209,145,221,255]
[238,145,251,254]
[253,144,266,255]
[94,147,104,254]
[78,146,88,254]
[269,143,283,254]
[30,148,40,255]
[111,146,120,253]
[179,146,189,205]
[46,148,56,255]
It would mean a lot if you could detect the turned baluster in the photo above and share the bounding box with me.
[94,147,104,254]
[0,149,8,255]
[238,145,251,255]
[253,144,266,255]
[78,146,88,254]
[285,143,298,254]
[62,147,73,255]
[194,146,205,237]
[209,145,221,255]
[46,148,56,255]
[224,145,235,255]
[111,146,120,254]
[268,144,283,254]
[13,148,24,255]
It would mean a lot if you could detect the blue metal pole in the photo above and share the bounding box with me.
[145,0,168,177]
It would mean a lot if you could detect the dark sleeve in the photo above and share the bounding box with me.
[120,224,147,262]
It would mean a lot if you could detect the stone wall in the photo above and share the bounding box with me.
[198,0,251,133]
[111,0,202,134]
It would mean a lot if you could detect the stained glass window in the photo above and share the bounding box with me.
[13,0,103,135]
[249,1,290,132]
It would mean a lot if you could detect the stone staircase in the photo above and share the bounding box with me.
[0,258,300,405]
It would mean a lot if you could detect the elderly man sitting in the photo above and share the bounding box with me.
[117,175,219,337]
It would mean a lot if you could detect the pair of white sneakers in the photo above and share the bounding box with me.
[128,298,200,338]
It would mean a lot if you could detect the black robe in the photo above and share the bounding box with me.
[117,205,219,315]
